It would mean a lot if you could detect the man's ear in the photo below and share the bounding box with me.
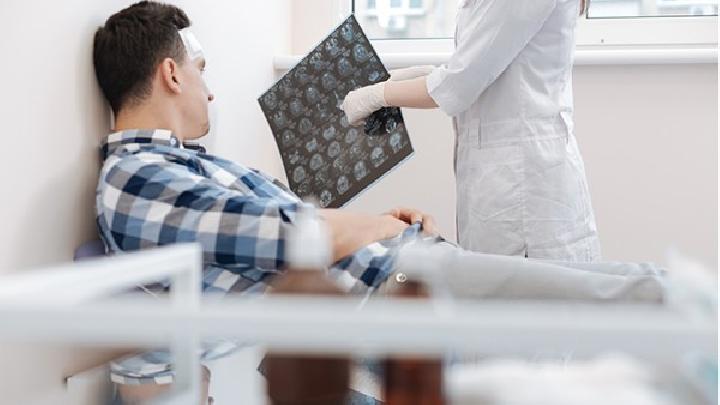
[159,57,182,95]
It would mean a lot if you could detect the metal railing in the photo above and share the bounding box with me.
[0,244,716,404]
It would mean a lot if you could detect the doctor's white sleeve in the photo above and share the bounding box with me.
[426,0,557,116]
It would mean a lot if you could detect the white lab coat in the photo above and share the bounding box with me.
[426,0,601,262]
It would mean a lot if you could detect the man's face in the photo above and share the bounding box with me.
[178,55,214,139]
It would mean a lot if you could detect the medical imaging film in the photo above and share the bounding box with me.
[258,15,414,208]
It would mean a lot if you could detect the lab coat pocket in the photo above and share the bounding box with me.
[457,141,524,222]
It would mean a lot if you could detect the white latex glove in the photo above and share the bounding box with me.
[341,65,436,126]
[388,65,436,81]
[340,81,387,126]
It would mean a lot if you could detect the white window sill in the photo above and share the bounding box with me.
[274,45,717,71]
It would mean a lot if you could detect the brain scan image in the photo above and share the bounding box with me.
[259,15,413,208]
[321,72,338,90]
[295,66,312,85]
[293,166,307,183]
[320,190,333,207]
[278,81,293,99]
[281,130,295,147]
[305,86,320,104]
[288,150,301,165]
[315,168,329,185]
[340,23,354,42]
[370,147,386,168]
[337,176,350,194]
[332,156,347,173]
[305,137,318,153]
[354,161,367,181]
[345,128,359,144]
[389,132,403,153]
[385,116,397,133]
[272,111,287,129]
[322,125,337,141]
[298,118,313,135]
[309,153,324,171]
[349,143,362,158]
[328,141,341,158]
[325,37,341,57]
[263,91,278,109]
[337,57,354,77]
[289,99,304,117]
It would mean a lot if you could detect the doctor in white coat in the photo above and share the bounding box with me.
[341,0,601,262]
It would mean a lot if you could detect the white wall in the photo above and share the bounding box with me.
[0,1,290,403]
[574,64,717,268]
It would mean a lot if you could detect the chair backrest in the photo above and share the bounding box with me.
[73,240,106,261]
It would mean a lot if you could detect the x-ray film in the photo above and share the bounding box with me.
[258,15,414,208]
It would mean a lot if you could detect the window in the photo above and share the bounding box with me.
[353,0,460,39]
[352,0,717,40]
[588,0,718,18]
[339,0,717,66]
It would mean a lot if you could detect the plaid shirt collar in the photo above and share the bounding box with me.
[102,129,205,159]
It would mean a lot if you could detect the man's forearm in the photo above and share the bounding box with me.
[318,209,408,263]
[319,209,377,262]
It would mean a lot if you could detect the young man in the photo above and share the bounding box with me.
[93,2,665,403]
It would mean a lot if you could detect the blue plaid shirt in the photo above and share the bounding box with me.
[97,129,428,384]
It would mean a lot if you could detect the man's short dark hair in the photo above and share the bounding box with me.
[93,1,191,114]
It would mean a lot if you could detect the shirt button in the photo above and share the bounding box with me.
[395,272,407,283]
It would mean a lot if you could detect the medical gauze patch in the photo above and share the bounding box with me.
[178,28,204,60]
[258,15,414,209]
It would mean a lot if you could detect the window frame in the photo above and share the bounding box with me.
[341,0,717,55]
[269,0,720,70]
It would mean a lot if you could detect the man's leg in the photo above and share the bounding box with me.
[393,242,665,302]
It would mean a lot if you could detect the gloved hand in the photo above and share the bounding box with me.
[340,81,388,126]
[340,65,436,126]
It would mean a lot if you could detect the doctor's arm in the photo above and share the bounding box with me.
[384,77,437,109]
[341,0,558,123]
[426,0,557,116]
[341,67,438,125]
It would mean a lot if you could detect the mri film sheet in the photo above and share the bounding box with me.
[258,15,414,208]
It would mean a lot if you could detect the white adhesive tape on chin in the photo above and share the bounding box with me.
[178,28,204,60]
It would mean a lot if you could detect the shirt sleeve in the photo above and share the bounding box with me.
[426,0,557,116]
[98,156,300,273]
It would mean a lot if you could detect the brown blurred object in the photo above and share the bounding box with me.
[383,279,445,405]
[263,268,351,405]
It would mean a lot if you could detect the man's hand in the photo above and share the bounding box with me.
[385,207,438,236]
[319,209,409,262]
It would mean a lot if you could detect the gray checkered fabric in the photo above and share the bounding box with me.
[97,129,436,384]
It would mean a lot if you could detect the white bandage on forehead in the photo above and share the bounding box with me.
[178,28,204,60]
